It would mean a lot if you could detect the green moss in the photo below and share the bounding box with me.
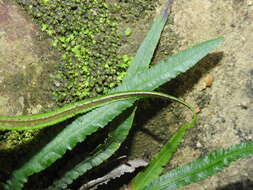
[0,130,39,150]
[14,0,157,105]
[13,0,127,104]
[115,0,156,21]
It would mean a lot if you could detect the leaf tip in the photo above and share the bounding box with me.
[157,0,175,19]
[216,36,225,42]
[212,36,225,46]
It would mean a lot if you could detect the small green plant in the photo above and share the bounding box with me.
[1,1,252,190]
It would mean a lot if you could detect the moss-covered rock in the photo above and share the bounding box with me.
[14,0,158,105]
[15,0,127,104]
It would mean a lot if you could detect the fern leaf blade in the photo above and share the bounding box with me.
[145,142,253,190]
[48,108,136,190]
[123,0,173,81]
[131,115,197,190]
[114,37,224,92]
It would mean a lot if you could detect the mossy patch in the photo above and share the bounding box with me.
[14,0,157,105]
[0,130,40,150]
[111,0,156,21]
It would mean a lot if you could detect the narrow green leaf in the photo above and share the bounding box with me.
[113,37,224,92]
[145,142,253,190]
[123,0,174,81]
[48,108,137,190]
[0,92,175,130]
[131,111,197,190]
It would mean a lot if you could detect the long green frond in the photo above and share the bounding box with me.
[48,108,137,190]
[131,110,197,190]
[145,142,253,190]
[123,0,174,81]
[112,37,224,92]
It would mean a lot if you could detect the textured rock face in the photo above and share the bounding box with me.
[0,1,57,117]
[130,1,253,190]
[0,1,59,183]
[0,1,59,153]
[172,1,253,189]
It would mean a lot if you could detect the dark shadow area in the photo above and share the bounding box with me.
[22,108,136,189]
[69,156,138,190]
[161,52,224,97]
[120,52,224,156]
[95,169,142,190]
[144,51,223,127]
[89,52,225,189]
[0,118,73,186]
[217,179,253,190]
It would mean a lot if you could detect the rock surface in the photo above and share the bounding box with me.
[0,1,57,118]
[130,0,253,190]
[172,0,253,189]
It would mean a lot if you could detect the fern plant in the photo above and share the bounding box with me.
[133,142,253,190]
[1,1,251,190]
